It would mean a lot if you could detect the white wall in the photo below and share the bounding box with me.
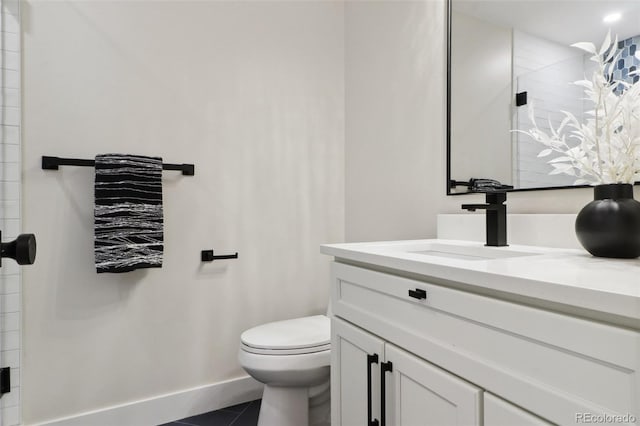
[1,0,21,424]
[345,0,443,242]
[21,1,344,424]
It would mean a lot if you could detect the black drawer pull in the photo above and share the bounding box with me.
[408,288,427,300]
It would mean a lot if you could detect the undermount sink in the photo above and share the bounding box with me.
[387,241,540,261]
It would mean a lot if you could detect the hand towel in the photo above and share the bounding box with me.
[94,154,164,273]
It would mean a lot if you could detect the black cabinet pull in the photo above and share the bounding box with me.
[380,361,393,426]
[367,354,379,426]
[408,288,427,300]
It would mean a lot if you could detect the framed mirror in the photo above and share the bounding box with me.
[447,0,640,194]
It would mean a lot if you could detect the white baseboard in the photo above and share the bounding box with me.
[33,375,264,426]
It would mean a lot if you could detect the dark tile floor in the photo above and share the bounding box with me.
[159,399,261,426]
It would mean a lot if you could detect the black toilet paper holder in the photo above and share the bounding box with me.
[201,250,239,262]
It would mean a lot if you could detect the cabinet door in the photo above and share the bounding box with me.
[484,393,552,426]
[385,344,481,426]
[332,317,385,426]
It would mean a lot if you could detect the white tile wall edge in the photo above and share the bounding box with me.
[1,0,22,424]
[437,214,581,249]
[29,376,264,426]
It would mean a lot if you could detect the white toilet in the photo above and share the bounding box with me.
[238,315,331,426]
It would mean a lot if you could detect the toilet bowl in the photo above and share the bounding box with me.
[238,315,331,426]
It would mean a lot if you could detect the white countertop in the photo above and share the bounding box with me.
[321,239,640,324]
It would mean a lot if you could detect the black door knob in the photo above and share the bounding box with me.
[1,232,37,266]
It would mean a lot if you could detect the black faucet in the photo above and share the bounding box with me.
[461,192,508,247]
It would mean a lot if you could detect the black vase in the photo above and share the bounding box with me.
[575,183,640,258]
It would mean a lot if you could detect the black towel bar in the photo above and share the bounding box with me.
[201,250,239,262]
[42,156,195,176]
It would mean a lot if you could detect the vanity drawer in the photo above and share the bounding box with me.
[331,261,640,426]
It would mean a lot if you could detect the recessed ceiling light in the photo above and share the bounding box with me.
[603,12,622,23]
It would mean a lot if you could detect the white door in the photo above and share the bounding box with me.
[484,392,552,426]
[385,343,482,426]
[332,317,385,426]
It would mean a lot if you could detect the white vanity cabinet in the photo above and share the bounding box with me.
[332,316,384,426]
[332,317,481,426]
[484,393,550,425]
[328,259,640,426]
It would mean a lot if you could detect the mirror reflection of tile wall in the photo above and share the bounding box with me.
[612,35,640,88]
[513,32,640,189]
[513,31,586,189]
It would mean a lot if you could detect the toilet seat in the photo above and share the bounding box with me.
[240,343,331,356]
[241,341,330,355]
[240,315,330,355]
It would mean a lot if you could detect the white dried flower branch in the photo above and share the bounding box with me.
[518,31,640,185]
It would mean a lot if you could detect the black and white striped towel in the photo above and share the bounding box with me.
[94,154,164,273]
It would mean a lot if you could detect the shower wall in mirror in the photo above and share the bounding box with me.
[448,0,640,194]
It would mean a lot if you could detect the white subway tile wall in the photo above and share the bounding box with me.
[1,0,21,424]
[513,30,586,189]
